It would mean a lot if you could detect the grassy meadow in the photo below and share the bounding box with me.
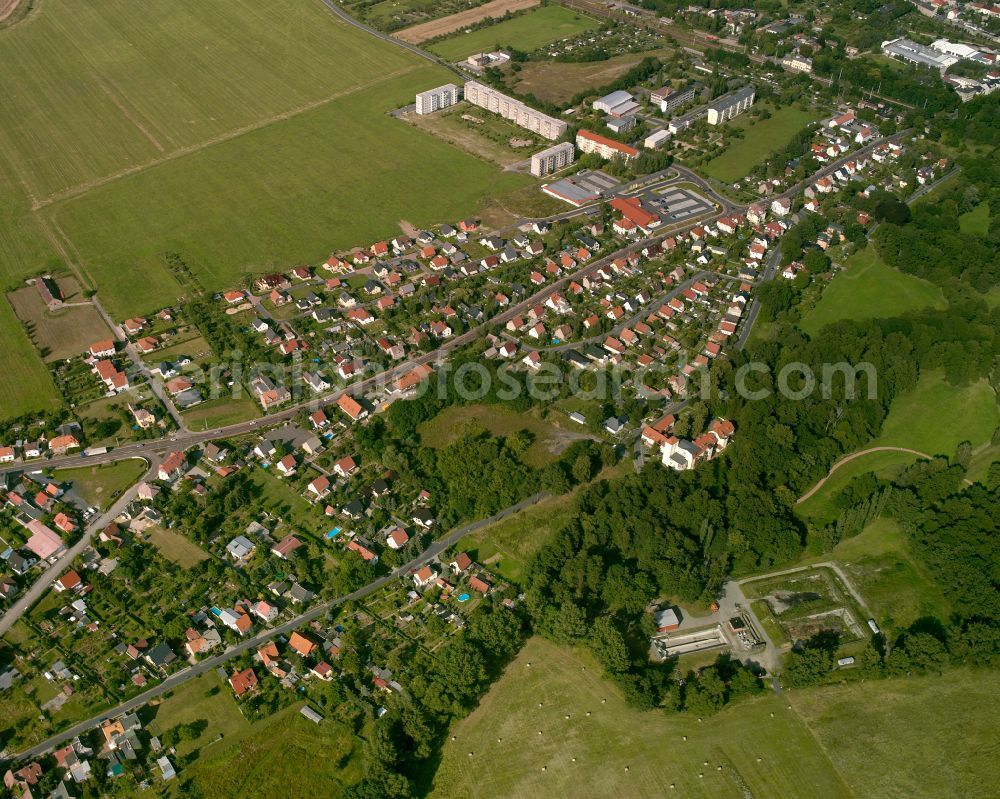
[701,106,819,184]
[799,247,944,337]
[959,201,990,235]
[433,637,999,799]
[45,64,531,317]
[428,6,600,61]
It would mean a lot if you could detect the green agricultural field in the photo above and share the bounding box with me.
[428,6,600,61]
[53,459,148,509]
[434,637,998,799]
[701,106,819,184]
[0,300,60,419]
[959,201,990,235]
[46,65,531,317]
[432,637,855,799]
[182,396,260,430]
[799,247,944,337]
[791,668,1000,799]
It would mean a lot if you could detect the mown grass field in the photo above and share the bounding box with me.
[799,247,944,337]
[432,637,854,799]
[701,106,819,184]
[456,488,580,582]
[428,6,600,61]
[146,526,210,568]
[821,518,951,633]
[46,65,531,317]
[0,300,60,418]
[791,667,1000,799]
[53,459,148,509]
[434,638,999,799]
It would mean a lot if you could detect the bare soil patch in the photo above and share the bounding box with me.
[395,0,539,44]
[7,286,114,362]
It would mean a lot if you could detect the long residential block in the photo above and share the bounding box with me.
[706,85,756,125]
[463,80,567,141]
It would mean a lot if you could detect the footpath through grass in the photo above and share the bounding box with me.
[701,106,819,184]
[799,247,944,337]
[428,6,600,61]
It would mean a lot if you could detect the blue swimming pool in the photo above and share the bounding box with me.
[457,593,470,602]
[210,607,222,616]
[325,527,342,540]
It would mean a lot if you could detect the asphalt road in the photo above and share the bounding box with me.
[0,457,155,638]
[6,490,549,762]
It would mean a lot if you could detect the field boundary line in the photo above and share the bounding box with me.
[33,64,423,210]
[91,72,166,153]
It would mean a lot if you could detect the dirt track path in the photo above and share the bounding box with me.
[795,446,932,505]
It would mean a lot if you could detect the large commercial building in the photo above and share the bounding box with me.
[593,90,640,117]
[463,81,567,140]
[576,129,639,162]
[881,38,958,71]
[415,84,459,115]
[652,84,697,114]
[530,141,575,177]
[706,85,756,125]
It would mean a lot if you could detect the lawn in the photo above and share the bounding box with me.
[432,637,855,799]
[0,300,60,419]
[799,247,944,337]
[182,396,260,430]
[701,106,820,184]
[512,50,670,105]
[417,404,589,467]
[46,65,532,317]
[791,667,1000,799]
[53,459,148,509]
[959,201,990,235]
[428,6,600,61]
[146,526,210,568]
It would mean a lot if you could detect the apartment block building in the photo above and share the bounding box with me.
[706,85,756,125]
[530,141,575,177]
[651,83,697,114]
[415,84,460,115]
[575,129,639,162]
[463,80,567,140]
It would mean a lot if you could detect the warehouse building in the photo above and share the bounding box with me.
[530,141,575,177]
[881,38,958,71]
[706,85,756,125]
[415,84,459,115]
[592,90,640,117]
[651,84,696,114]
[464,80,567,140]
